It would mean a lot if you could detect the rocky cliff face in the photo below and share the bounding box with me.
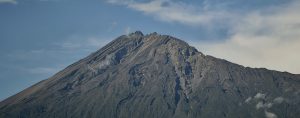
[1,31,299,118]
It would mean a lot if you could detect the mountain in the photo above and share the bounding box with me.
[0,31,299,118]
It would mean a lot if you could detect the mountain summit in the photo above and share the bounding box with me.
[1,31,299,118]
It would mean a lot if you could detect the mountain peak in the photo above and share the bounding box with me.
[148,32,158,36]
[128,31,144,37]
[1,32,299,118]
[124,31,193,49]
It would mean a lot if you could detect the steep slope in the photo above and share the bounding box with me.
[0,31,300,118]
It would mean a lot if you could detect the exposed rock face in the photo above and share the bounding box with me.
[0,31,299,118]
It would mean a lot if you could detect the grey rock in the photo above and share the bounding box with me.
[1,31,299,118]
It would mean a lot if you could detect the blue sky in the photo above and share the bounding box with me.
[0,0,300,100]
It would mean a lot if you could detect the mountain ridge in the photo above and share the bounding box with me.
[1,31,299,118]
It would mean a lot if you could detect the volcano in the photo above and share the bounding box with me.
[1,31,299,118]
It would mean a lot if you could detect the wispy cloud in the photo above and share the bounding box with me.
[3,35,112,79]
[256,101,273,109]
[124,26,131,34]
[27,67,61,75]
[265,111,278,118]
[245,93,286,114]
[0,0,17,4]
[4,64,64,77]
[273,97,285,104]
[107,0,300,74]
[254,93,266,100]
[107,21,118,32]
[195,0,300,74]
[245,97,252,103]
[107,0,232,26]
[57,35,111,51]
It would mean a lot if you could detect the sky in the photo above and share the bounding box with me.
[0,0,300,101]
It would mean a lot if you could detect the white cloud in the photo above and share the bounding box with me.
[247,93,287,111]
[87,54,113,73]
[256,101,272,109]
[273,97,285,104]
[265,111,278,118]
[256,102,264,109]
[0,0,17,4]
[195,0,300,74]
[254,93,266,100]
[107,21,118,32]
[58,35,111,51]
[86,37,107,48]
[245,97,252,103]
[107,0,232,26]
[28,67,61,75]
[125,26,131,34]
[108,0,300,74]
